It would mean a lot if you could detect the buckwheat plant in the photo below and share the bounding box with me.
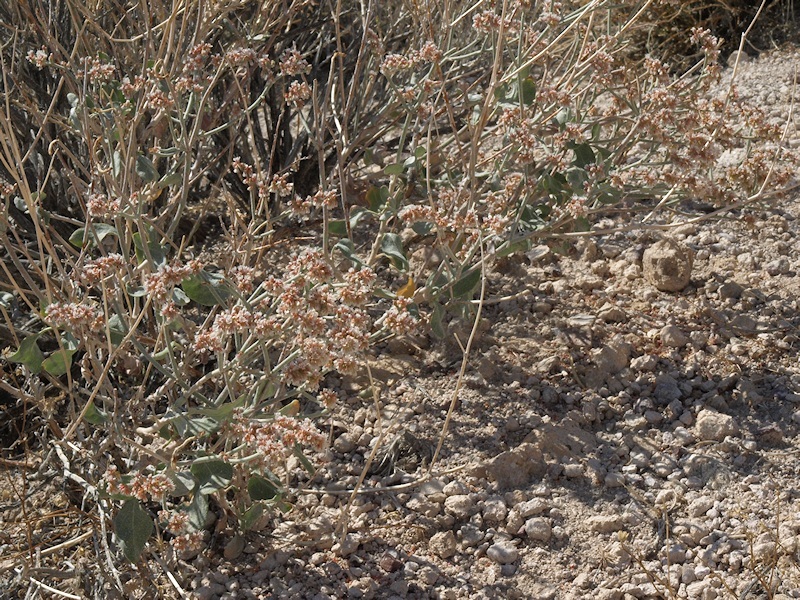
[0,0,795,589]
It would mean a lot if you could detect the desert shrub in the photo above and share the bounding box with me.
[0,0,796,585]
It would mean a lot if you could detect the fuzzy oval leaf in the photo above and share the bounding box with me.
[451,268,481,298]
[248,475,278,501]
[9,334,44,373]
[430,302,445,339]
[170,471,197,497]
[190,459,233,494]
[113,499,153,562]
[380,233,408,271]
[69,224,118,248]
[520,77,537,105]
[366,185,390,212]
[328,219,348,237]
[186,492,208,532]
[181,271,231,306]
[84,400,108,426]
[240,502,264,531]
[42,333,79,376]
[383,163,405,176]
[135,155,160,182]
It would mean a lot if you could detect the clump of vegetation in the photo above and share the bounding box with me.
[0,0,796,593]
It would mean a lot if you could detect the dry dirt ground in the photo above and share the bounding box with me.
[5,44,800,600]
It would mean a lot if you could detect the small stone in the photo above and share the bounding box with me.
[718,281,744,300]
[766,258,790,276]
[588,515,624,533]
[335,533,360,557]
[687,496,714,517]
[333,433,357,453]
[525,518,552,542]
[631,354,658,371]
[486,540,519,564]
[517,498,549,517]
[661,325,689,347]
[642,238,694,292]
[444,495,475,519]
[695,409,739,441]
[471,443,546,489]
[599,306,626,322]
[482,497,508,522]
[223,534,245,561]
[563,463,583,478]
[592,338,631,373]
[429,531,457,559]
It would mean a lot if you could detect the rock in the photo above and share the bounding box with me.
[642,238,694,292]
[335,533,360,557]
[443,495,475,519]
[223,534,245,561]
[695,409,739,441]
[599,306,626,322]
[486,540,519,564]
[687,496,714,517]
[592,337,632,373]
[661,325,689,348]
[471,443,546,489]
[588,515,625,532]
[333,433,357,453]
[517,498,549,517]
[718,281,744,300]
[482,497,508,522]
[765,257,790,276]
[631,354,658,371]
[654,374,683,404]
[429,531,457,559]
[525,518,552,542]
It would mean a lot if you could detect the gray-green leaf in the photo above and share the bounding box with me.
[113,499,153,562]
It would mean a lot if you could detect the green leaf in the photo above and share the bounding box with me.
[9,333,44,374]
[169,471,197,497]
[328,219,348,237]
[107,313,126,346]
[451,268,481,298]
[190,458,233,494]
[181,271,231,306]
[69,224,118,248]
[132,226,167,267]
[383,163,405,176]
[240,502,264,531]
[248,475,278,501]
[520,77,537,105]
[42,332,79,376]
[292,445,315,475]
[349,206,371,228]
[380,233,408,271]
[411,221,434,236]
[430,303,445,339]
[366,186,390,212]
[157,173,182,189]
[113,499,153,562]
[185,492,208,532]
[496,238,531,259]
[112,151,124,178]
[84,400,108,425]
[334,238,362,266]
[572,142,595,169]
[135,155,160,182]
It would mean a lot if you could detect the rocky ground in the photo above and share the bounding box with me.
[5,41,800,600]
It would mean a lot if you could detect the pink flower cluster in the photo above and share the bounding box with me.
[232,413,325,469]
[46,301,104,333]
